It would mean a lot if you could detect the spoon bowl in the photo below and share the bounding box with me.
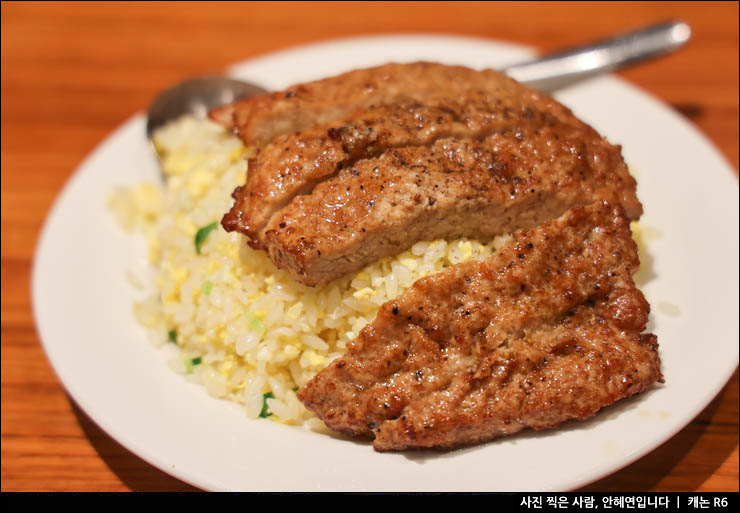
[145,75,268,139]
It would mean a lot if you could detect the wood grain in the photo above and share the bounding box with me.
[2,1,737,492]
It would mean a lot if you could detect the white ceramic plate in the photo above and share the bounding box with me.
[32,35,739,492]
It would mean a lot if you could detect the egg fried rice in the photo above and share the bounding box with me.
[110,115,543,426]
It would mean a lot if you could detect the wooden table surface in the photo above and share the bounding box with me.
[2,1,738,492]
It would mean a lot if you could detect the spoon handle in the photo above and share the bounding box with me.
[503,20,691,91]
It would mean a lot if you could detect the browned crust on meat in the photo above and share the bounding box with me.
[210,62,540,146]
[263,123,640,286]
[221,96,567,242]
[297,201,662,451]
[217,62,641,286]
[209,103,237,128]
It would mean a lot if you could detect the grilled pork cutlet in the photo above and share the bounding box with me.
[210,62,551,146]
[222,95,569,244]
[262,121,640,286]
[218,63,641,286]
[298,201,662,451]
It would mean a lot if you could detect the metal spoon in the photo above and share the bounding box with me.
[146,20,690,149]
[146,76,268,140]
[502,20,691,91]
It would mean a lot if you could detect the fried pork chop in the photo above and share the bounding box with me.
[218,62,641,286]
[297,201,662,451]
[263,125,640,285]
[210,62,550,146]
[221,96,568,244]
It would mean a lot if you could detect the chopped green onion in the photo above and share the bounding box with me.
[259,392,274,418]
[244,311,266,337]
[168,330,177,344]
[184,356,202,374]
[194,222,219,254]
[201,280,213,295]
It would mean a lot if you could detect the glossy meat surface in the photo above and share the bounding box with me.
[262,121,640,285]
[210,62,542,146]
[298,202,662,451]
[221,96,565,242]
[219,62,641,286]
